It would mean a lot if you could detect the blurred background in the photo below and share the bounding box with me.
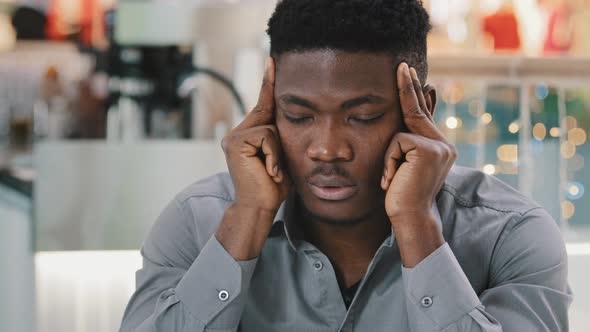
[0,0,589,331]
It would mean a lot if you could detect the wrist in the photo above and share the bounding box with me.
[232,201,279,217]
[388,208,435,227]
[391,214,445,268]
[216,203,278,261]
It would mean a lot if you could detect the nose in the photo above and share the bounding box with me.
[306,122,353,162]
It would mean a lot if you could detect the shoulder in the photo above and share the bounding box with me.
[440,166,566,287]
[172,172,236,246]
[141,172,235,268]
[441,165,541,215]
[175,171,236,204]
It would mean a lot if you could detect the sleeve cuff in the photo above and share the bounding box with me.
[175,235,258,327]
[402,242,481,328]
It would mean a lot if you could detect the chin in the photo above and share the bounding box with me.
[297,191,374,226]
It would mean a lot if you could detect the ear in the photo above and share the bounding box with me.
[423,84,437,119]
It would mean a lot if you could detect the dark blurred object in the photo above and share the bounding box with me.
[0,169,32,197]
[105,3,194,139]
[105,3,246,140]
[70,76,106,138]
[11,6,46,40]
[105,44,194,139]
[9,116,32,148]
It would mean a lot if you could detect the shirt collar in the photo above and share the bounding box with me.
[272,193,444,250]
[272,190,301,250]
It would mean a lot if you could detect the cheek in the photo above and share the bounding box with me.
[277,127,306,173]
[355,126,398,177]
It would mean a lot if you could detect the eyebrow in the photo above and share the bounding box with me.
[279,94,386,111]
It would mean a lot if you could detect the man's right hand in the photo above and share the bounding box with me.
[216,57,291,261]
[221,57,290,212]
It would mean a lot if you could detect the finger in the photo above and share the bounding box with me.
[243,126,283,182]
[261,136,283,183]
[236,57,276,130]
[410,67,431,122]
[381,153,399,190]
[397,63,444,141]
[382,133,424,189]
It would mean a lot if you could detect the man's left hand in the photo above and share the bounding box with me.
[381,62,457,267]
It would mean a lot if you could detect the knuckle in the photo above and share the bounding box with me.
[267,125,278,135]
[398,132,413,141]
[260,126,275,138]
[435,143,457,161]
[220,137,228,152]
[221,134,234,152]
[223,132,242,149]
[405,106,425,119]
[251,105,264,113]
[447,144,458,160]
[252,106,272,119]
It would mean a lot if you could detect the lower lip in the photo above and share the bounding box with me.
[308,183,357,201]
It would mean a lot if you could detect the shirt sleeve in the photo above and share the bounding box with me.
[401,207,573,332]
[119,197,258,332]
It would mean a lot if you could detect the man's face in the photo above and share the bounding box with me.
[275,50,404,224]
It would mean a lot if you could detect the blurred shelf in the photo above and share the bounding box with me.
[428,54,590,86]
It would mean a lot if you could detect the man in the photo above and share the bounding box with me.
[120,1,572,331]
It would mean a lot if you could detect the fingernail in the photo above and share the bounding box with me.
[381,175,386,188]
[384,168,388,178]
[273,165,278,176]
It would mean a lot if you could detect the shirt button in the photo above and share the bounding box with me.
[313,261,323,271]
[421,296,433,308]
[218,290,230,301]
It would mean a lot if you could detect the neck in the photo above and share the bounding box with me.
[298,198,391,287]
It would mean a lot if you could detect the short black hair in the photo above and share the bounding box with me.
[267,0,431,82]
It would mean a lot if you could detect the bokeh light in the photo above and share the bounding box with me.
[561,141,577,159]
[568,128,587,146]
[567,182,585,201]
[497,144,518,163]
[483,164,496,175]
[564,116,578,131]
[445,116,462,129]
[561,200,576,220]
[508,122,520,134]
[550,127,561,138]
[532,123,546,141]
[480,113,493,125]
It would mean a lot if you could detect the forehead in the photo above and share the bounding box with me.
[274,50,396,96]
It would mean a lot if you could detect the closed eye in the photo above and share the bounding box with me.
[284,114,312,124]
[350,113,385,124]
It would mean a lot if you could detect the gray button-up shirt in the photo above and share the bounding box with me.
[119,166,573,332]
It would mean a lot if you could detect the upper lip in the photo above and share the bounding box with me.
[308,175,355,188]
